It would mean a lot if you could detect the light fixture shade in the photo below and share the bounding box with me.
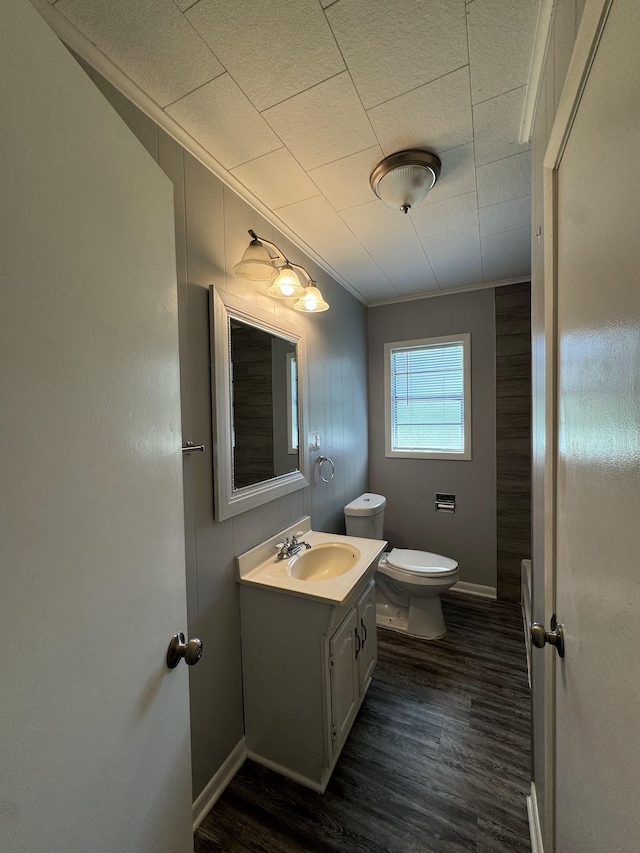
[232,238,278,282]
[370,149,441,214]
[293,285,329,313]
[267,263,305,298]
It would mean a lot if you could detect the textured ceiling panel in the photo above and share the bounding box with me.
[308,146,384,212]
[473,86,530,166]
[411,192,479,239]
[56,0,224,107]
[186,0,344,112]
[274,196,347,242]
[428,245,485,289]
[339,200,414,243]
[364,229,439,295]
[368,67,473,156]
[479,195,531,237]
[481,226,531,280]
[51,0,539,301]
[166,74,281,169]
[262,73,378,170]
[230,148,319,210]
[476,151,531,208]
[326,0,468,109]
[422,143,477,206]
[467,0,538,104]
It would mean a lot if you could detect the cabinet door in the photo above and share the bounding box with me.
[357,580,377,695]
[329,608,359,748]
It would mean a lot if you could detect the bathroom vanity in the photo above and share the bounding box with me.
[237,518,386,792]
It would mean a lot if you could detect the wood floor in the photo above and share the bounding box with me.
[195,592,531,853]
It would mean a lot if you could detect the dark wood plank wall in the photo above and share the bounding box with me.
[495,282,532,601]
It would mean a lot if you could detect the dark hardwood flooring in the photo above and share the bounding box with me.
[195,593,531,853]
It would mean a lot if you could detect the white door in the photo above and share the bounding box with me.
[0,2,193,851]
[549,0,640,848]
[356,580,377,694]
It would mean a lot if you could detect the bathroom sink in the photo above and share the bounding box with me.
[290,543,360,581]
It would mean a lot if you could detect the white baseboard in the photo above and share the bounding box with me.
[527,782,544,853]
[450,581,497,599]
[192,738,247,832]
[246,750,326,794]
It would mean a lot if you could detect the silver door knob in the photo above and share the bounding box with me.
[530,615,565,658]
[166,632,203,669]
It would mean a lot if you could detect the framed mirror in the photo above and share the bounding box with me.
[209,287,308,520]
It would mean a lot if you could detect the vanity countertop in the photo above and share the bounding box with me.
[236,517,387,605]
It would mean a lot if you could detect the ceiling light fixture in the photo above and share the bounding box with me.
[234,230,329,311]
[370,149,441,214]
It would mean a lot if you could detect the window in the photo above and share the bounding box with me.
[286,352,298,454]
[384,334,471,460]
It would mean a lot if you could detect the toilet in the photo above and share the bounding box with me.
[344,493,459,639]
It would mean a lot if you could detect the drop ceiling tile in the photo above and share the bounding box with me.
[308,146,384,211]
[428,248,485,289]
[467,0,538,104]
[55,0,224,107]
[312,228,399,300]
[166,74,281,169]
[419,226,484,288]
[473,87,530,166]
[363,229,439,295]
[423,143,477,205]
[481,226,531,281]
[419,225,481,259]
[368,67,473,156]
[479,196,531,237]
[476,151,531,208]
[230,148,319,210]
[186,0,344,112]
[275,196,346,241]
[340,200,414,243]
[262,73,378,170]
[325,0,468,109]
[411,192,478,239]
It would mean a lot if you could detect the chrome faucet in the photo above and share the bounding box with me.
[275,533,312,560]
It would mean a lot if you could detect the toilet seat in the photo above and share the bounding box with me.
[379,548,458,584]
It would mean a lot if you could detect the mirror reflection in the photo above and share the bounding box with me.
[230,318,299,490]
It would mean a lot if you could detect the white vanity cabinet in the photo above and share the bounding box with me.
[239,573,378,793]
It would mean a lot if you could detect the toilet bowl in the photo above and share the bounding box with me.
[344,493,459,639]
[376,549,459,639]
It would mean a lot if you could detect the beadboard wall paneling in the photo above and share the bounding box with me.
[81,62,369,799]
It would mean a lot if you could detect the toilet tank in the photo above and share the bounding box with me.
[344,493,386,539]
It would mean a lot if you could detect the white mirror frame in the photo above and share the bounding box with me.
[209,286,308,521]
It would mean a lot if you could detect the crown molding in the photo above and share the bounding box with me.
[519,0,556,144]
[368,276,531,307]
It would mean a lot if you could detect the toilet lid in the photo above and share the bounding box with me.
[386,548,458,576]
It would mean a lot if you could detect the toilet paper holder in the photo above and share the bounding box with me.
[435,493,455,513]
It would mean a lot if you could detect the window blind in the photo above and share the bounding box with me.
[389,342,465,453]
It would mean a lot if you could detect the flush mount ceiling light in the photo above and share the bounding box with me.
[369,149,441,214]
[234,230,329,310]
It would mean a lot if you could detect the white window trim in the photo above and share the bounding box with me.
[384,333,472,461]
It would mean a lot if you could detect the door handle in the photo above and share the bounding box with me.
[530,614,565,658]
[166,632,203,668]
[354,627,361,660]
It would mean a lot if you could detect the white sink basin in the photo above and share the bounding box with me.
[290,543,361,581]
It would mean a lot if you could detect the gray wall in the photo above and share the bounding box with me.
[368,288,497,588]
[80,63,369,799]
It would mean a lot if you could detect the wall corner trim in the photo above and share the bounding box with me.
[449,581,497,600]
[192,738,247,832]
[527,781,545,853]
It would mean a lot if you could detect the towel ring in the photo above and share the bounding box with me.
[317,455,335,483]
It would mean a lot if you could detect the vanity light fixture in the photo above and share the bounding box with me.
[293,284,329,314]
[234,230,329,311]
[370,149,441,214]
